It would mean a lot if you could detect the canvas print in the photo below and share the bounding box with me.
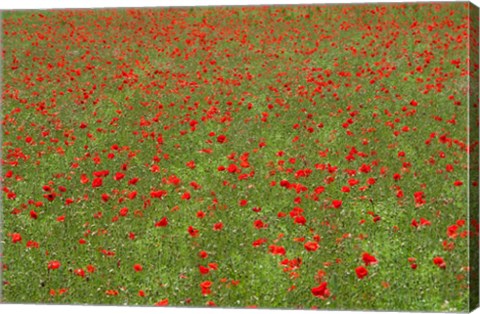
[0,1,478,312]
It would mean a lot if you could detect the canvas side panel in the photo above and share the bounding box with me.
[0,10,4,304]
[469,2,479,312]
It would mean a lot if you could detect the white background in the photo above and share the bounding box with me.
[0,0,479,314]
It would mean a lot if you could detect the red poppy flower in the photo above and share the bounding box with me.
[420,218,431,226]
[362,253,378,266]
[119,207,128,217]
[101,193,110,202]
[48,261,61,270]
[200,281,212,295]
[133,264,143,272]
[253,219,265,229]
[181,191,191,200]
[93,170,109,177]
[188,226,199,237]
[411,219,419,228]
[447,225,459,238]
[155,217,168,227]
[213,222,224,231]
[113,172,125,181]
[106,290,119,296]
[355,266,368,279]
[199,265,210,275]
[7,191,16,200]
[433,257,446,269]
[87,265,96,273]
[252,238,268,247]
[26,240,39,248]
[74,268,85,278]
[311,282,330,299]
[186,160,196,169]
[280,180,290,188]
[314,186,325,194]
[92,177,103,188]
[227,164,238,173]
[190,181,201,190]
[155,299,169,306]
[128,177,139,185]
[294,215,307,225]
[348,179,359,186]
[44,193,56,202]
[150,190,167,199]
[332,200,342,208]
[304,241,319,252]
[11,233,22,243]
[268,245,286,255]
[217,135,227,143]
[128,191,137,200]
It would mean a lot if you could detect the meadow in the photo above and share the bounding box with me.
[1,2,479,311]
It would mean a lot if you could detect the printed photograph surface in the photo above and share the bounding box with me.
[1,2,479,312]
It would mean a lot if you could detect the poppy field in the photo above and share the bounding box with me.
[1,2,479,312]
